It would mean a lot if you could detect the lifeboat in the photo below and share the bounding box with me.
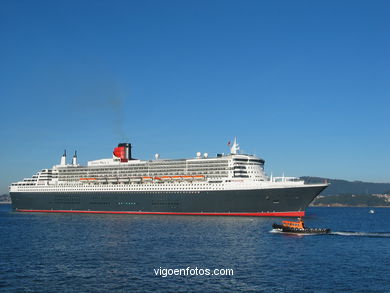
[272,218,330,234]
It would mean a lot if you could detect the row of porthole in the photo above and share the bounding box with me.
[18,183,225,188]
[17,186,224,190]
[18,189,226,193]
[38,185,221,189]
[59,165,228,171]
[17,186,224,191]
[42,191,204,194]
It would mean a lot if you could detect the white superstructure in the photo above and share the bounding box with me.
[10,139,309,194]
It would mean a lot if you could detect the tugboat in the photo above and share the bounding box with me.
[272,217,330,234]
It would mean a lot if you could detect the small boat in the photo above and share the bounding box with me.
[272,217,330,234]
[369,209,375,214]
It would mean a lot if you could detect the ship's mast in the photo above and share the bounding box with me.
[60,150,66,166]
[72,151,78,166]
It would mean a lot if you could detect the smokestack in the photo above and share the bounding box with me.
[113,143,132,162]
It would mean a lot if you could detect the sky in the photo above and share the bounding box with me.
[0,0,389,194]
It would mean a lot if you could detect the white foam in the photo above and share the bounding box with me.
[331,231,390,238]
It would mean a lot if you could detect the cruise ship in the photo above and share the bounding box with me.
[10,139,328,216]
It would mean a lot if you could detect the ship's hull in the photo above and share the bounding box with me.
[10,184,327,217]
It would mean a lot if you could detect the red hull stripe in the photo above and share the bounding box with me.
[15,209,305,217]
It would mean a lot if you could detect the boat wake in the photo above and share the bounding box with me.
[330,231,390,238]
[270,229,390,238]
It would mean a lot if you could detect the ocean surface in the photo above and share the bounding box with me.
[1,205,389,292]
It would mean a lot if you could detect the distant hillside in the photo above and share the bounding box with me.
[311,194,390,207]
[301,177,390,196]
[0,194,11,203]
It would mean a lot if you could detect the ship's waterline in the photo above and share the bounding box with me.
[10,139,328,216]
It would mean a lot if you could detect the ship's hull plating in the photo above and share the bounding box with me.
[10,184,327,217]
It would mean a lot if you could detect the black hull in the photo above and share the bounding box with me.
[10,185,327,217]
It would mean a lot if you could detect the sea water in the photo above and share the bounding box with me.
[1,205,389,292]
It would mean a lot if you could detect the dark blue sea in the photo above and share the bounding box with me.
[1,205,390,292]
